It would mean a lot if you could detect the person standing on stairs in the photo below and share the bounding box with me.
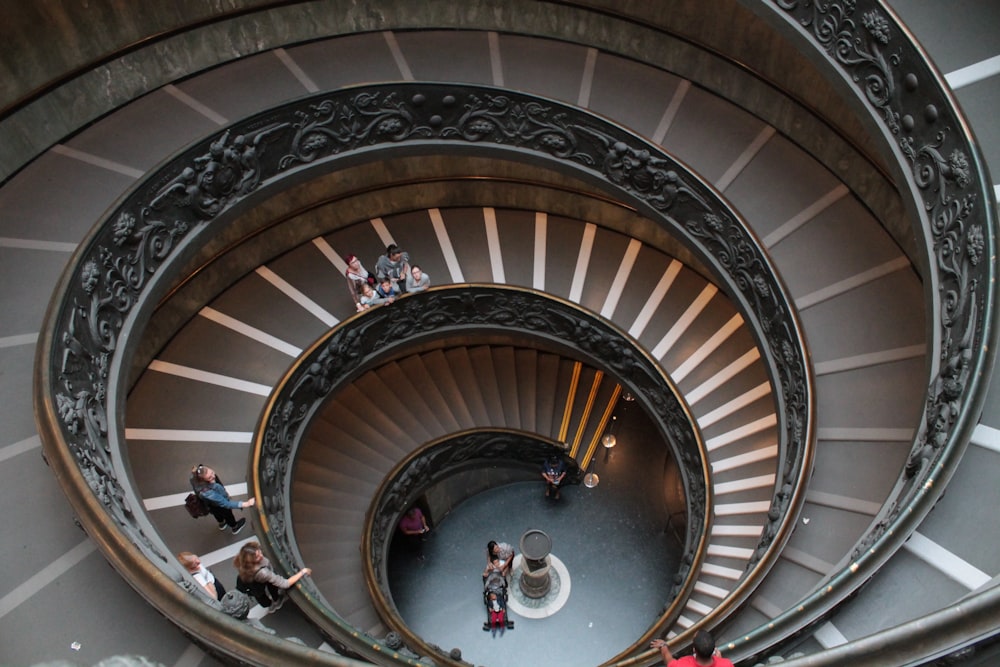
[398,506,430,560]
[650,630,733,666]
[190,464,254,534]
[398,506,430,537]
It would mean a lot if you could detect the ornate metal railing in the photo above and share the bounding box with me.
[362,429,576,655]
[749,583,1000,666]
[365,429,578,595]
[706,1,999,662]
[255,286,707,662]
[21,1,996,664]
[35,82,812,664]
[248,85,814,645]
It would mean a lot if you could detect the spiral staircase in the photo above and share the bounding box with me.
[3,2,1000,666]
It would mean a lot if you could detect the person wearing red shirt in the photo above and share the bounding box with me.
[650,630,734,667]
[398,506,429,536]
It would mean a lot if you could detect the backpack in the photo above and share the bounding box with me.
[184,492,210,518]
[236,575,264,596]
[236,574,272,604]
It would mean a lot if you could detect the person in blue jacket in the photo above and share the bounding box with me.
[190,464,255,534]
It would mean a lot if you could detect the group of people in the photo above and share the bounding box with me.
[483,540,514,636]
[184,463,311,614]
[345,243,431,312]
[186,465,729,655]
[395,506,516,635]
[178,542,311,614]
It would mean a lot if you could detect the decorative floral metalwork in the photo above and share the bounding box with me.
[578,128,710,213]
[280,92,433,168]
[735,1,997,661]
[780,0,902,132]
[259,288,706,525]
[775,0,992,545]
[51,205,191,570]
[151,126,288,218]
[40,83,815,660]
[443,93,593,164]
[44,119,299,578]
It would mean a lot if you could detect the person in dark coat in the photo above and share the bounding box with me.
[541,455,567,499]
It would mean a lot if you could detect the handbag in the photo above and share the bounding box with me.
[184,492,210,518]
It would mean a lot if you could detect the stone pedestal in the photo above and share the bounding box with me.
[518,529,552,599]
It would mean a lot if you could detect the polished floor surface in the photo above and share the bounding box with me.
[387,409,683,667]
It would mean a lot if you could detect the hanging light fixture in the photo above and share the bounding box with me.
[603,413,619,449]
[583,472,600,488]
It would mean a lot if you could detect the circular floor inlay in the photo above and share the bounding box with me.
[506,554,571,619]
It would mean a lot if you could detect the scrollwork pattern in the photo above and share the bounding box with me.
[52,205,191,567]
[775,0,991,538]
[44,83,815,654]
[787,0,901,132]
[48,119,297,572]
[151,125,288,218]
[280,92,433,168]
[443,93,593,164]
[734,1,996,658]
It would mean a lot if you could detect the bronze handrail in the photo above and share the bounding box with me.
[36,81,813,664]
[254,285,711,665]
[26,0,994,658]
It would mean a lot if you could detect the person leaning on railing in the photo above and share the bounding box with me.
[344,253,376,311]
[405,264,430,293]
[178,551,225,601]
[234,541,311,613]
[375,243,410,294]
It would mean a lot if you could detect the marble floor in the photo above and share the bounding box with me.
[387,410,684,667]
